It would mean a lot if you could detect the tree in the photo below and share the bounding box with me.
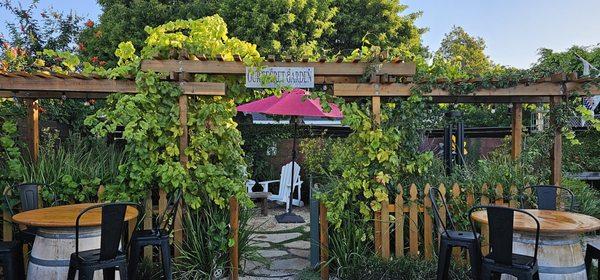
[80,0,426,63]
[0,0,82,55]
[325,0,427,56]
[434,26,494,76]
[531,45,600,76]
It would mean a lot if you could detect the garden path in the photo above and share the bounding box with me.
[242,204,313,279]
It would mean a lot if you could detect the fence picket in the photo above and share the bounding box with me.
[438,184,447,247]
[495,184,504,206]
[374,209,382,256]
[509,185,518,208]
[423,184,433,259]
[409,184,419,256]
[144,192,153,259]
[381,200,390,259]
[394,184,404,257]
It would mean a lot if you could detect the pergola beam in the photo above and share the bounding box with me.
[0,76,226,97]
[141,60,417,76]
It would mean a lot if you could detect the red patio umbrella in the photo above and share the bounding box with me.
[237,89,343,223]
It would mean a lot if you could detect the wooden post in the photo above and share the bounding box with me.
[394,184,404,257]
[381,200,390,259]
[144,192,153,260]
[423,184,433,259]
[229,196,239,280]
[319,203,329,280]
[511,103,523,160]
[408,184,419,256]
[372,96,381,125]
[374,210,382,256]
[24,99,39,162]
[174,81,188,256]
[550,96,562,185]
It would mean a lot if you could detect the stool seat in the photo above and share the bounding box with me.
[445,230,478,242]
[0,241,25,280]
[585,241,600,279]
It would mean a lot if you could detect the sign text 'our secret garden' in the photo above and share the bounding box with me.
[245,67,314,88]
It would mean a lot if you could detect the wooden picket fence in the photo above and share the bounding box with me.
[374,183,521,260]
[318,183,524,280]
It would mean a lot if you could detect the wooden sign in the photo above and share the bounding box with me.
[245,67,314,88]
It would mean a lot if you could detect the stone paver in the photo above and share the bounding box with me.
[283,240,311,249]
[251,242,271,248]
[288,248,309,258]
[270,258,310,271]
[253,232,302,243]
[258,249,288,258]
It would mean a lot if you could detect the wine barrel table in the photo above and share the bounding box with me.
[12,203,139,280]
[472,209,600,280]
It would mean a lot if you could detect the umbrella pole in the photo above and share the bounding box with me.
[275,116,305,223]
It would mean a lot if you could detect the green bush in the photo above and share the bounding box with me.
[335,256,470,280]
[175,201,260,280]
[562,178,600,218]
[19,132,126,203]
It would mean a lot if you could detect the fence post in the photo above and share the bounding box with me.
[381,199,390,259]
[319,203,329,280]
[409,184,419,256]
[229,196,239,280]
[144,192,153,260]
[374,209,382,256]
[451,183,461,262]
[480,184,490,255]
[423,184,433,259]
[438,184,447,247]
[394,184,404,257]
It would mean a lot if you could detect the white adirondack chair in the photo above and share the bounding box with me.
[254,161,304,211]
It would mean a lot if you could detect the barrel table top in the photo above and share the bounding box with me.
[12,203,139,228]
[471,209,600,235]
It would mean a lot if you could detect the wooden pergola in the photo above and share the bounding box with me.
[1,57,599,280]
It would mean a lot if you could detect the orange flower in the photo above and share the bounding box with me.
[85,20,94,28]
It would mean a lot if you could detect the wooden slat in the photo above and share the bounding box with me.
[438,184,447,247]
[0,76,225,96]
[334,82,567,97]
[409,184,419,256]
[381,200,390,259]
[229,196,239,280]
[394,184,404,257]
[495,184,504,206]
[25,100,39,162]
[319,203,329,280]
[511,103,523,159]
[141,60,417,76]
[480,184,490,255]
[423,184,433,259]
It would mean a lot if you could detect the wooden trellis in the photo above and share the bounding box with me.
[1,57,599,280]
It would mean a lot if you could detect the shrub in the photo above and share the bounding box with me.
[562,178,600,218]
[174,201,260,280]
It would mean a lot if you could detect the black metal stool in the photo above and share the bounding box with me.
[430,187,481,280]
[67,202,139,280]
[469,205,540,280]
[585,241,600,280]
[520,185,574,211]
[129,190,181,280]
[0,241,25,280]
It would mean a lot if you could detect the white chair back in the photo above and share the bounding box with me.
[277,161,301,196]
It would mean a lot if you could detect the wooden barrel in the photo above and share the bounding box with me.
[28,227,119,280]
[506,232,586,280]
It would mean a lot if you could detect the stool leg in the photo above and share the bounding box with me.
[585,245,592,278]
[160,240,172,280]
[467,242,481,280]
[67,258,77,280]
[436,239,452,280]
[103,267,116,280]
[4,254,16,280]
[80,267,95,280]
[119,264,128,280]
[128,241,143,280]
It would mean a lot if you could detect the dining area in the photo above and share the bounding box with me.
[0,183,181,280]
[432,185,600,280]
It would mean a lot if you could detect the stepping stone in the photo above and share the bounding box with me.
[243,260,264,272]
[283,240,310,249]
[251,242,271,248]
[258,249,288,258]
[289,248,309,258]
[270,258,310,271]
[253,232,301,243]
[251,267,294,277]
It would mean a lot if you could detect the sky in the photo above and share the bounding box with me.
[1,0,599,69]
